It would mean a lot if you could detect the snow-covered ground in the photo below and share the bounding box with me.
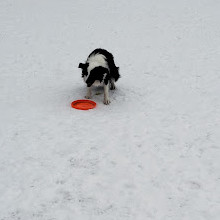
[0,0,220,219]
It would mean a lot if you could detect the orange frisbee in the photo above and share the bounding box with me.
[71,99,96,110]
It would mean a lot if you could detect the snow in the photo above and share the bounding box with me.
[0,0,220,219]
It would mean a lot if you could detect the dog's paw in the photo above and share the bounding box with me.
[85,95,91,99]
[103,99,111,105]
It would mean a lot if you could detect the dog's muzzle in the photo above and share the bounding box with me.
[87,82,93,87]
[86,78,95,87]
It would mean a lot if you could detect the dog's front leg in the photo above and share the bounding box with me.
[85,86,92,99]
[103,83,110,105]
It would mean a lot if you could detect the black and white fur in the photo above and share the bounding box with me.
[78,48,120,105]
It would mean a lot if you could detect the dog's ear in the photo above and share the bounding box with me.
[78,63,89,69]
[78,63,84,69]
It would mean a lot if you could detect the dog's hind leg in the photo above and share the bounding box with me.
[85,86,92,99]
[110,79,116,90]
[103,83,110,105]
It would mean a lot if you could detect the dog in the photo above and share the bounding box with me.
[78,48,120,105]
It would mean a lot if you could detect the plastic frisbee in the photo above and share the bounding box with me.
[71,99,96,110]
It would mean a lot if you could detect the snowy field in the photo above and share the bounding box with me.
[0,0,220,219]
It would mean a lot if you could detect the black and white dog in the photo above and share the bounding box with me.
[78,48,120,104]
